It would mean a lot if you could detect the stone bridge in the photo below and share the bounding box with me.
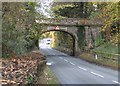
[37,18,103,26]
[38,18,103,56]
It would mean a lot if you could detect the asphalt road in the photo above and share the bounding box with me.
[40,48,119,85]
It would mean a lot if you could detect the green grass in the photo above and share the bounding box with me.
[80,52,119,70]
[92,42,118,55]
[91,42,119,63]
[79,42,119,70]
[44,66,60,85]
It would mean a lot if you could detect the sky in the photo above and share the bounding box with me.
[36,0,54,18]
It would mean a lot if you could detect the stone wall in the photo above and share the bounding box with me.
[85,26,101,50]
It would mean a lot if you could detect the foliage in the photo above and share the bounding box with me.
[77,26,86,51]
[51,4,73,18]
[94,34,103,47]
[88,2,119,54]
[27,75,33,84]
[44,67,60,84]
[52,2,96,18]
[97,2,119,46]
[93,42,118,55]
[52,31,73,51]
[80,52,118,70]
[2,2,42,57]
[1,50,45,84]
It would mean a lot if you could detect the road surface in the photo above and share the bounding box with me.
[40,48,119,85]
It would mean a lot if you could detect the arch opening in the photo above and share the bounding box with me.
[39,29,76,56]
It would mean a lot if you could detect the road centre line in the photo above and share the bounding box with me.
[59,56,115,83]
[69,62,75,65]
[90,71,104,78]
[49,51,117,84]
[78,66,87,71]
[64,59,68,62]
[112,80,120,84]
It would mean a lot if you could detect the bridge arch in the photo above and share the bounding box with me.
[40,29,76,56]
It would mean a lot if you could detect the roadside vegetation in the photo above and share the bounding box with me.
[44,66,60,84]
[51,2,119,69]
[1,1,119,85]
[2,2,41,58]
[92,42,118,56]
[1,50,46,84]
[80,52,119,70]
[1,2,60,85]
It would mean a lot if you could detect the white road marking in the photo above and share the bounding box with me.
[70,62,75,65]
[112,80,120,84]
[90,72,104,78]
[78,66,87,71]
[64,59,68,62]
[46,62,52,66]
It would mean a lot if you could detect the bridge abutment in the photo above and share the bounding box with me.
[85,26,101,50]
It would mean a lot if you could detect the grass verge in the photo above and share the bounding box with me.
[92,42,118,55]
[44,66,60,85]
[79,52,119,70]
